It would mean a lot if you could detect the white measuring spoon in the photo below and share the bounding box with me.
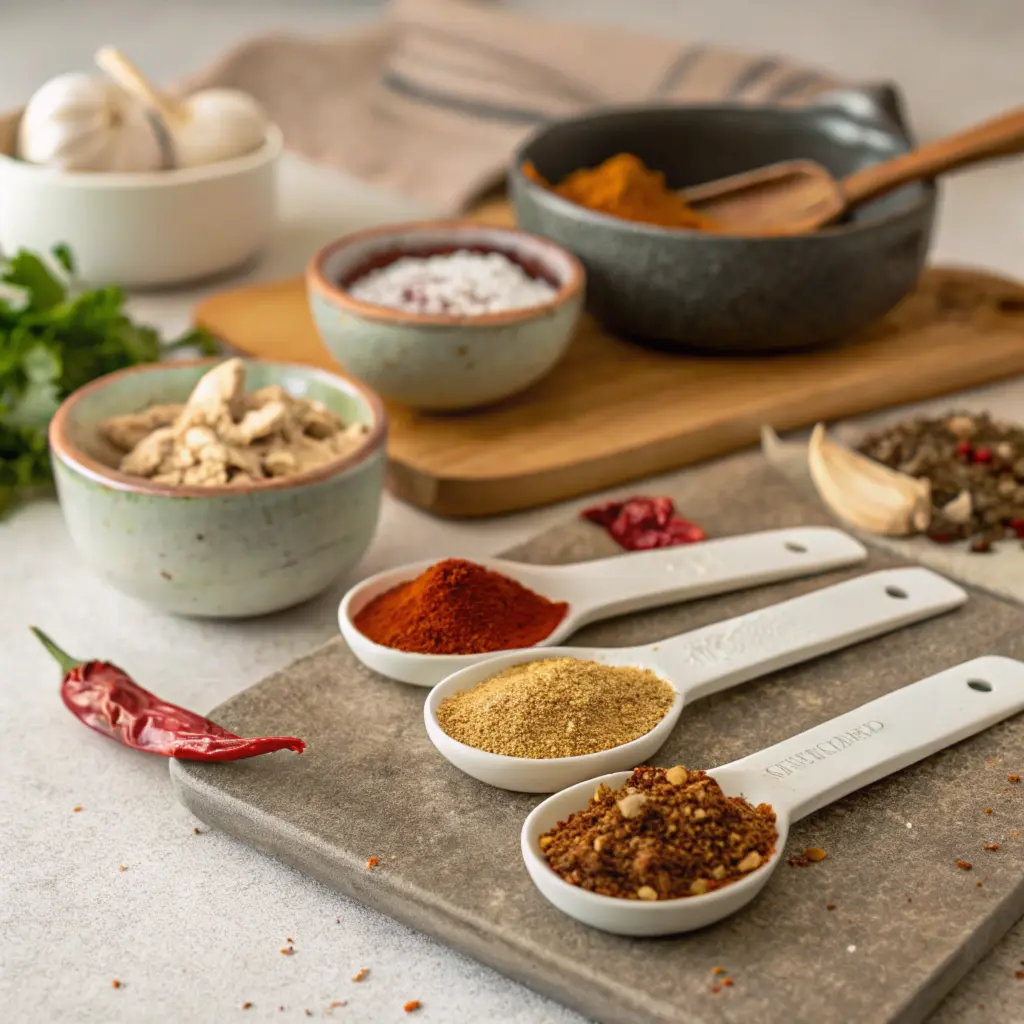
[522,654,1024,936]
[425,567,966,792]
[339,527,866,686]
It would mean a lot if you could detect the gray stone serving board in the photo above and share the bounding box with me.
[171,453,1024,1024]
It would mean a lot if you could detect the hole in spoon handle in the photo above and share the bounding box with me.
[716,655,1024,822]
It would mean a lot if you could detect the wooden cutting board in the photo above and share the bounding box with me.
[171,452,1024,1024]
[194,199,1024,517]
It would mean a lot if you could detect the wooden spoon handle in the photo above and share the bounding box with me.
[95,46,184,125]
[842,106,1024,205]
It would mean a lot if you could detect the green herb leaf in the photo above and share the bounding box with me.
[0,245,218,517]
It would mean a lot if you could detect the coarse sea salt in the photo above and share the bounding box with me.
[346,250,558,316]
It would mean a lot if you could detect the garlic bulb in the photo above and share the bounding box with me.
[94,48,267,169]
[17,73,163,172]
[807,423,932,536]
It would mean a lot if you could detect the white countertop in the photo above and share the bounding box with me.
[3,2,1023,1022]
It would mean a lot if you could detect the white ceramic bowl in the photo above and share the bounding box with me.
[306,220,585,411]
[0,109,281,288]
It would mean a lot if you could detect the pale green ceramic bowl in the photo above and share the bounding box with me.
[49,359,387,618]
[306,220,585,411]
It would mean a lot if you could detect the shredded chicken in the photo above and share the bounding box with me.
[101,359,371,486]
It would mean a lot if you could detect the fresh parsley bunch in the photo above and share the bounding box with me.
[0,245,216,515]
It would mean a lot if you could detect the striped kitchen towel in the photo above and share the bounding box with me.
[181,0,890,213]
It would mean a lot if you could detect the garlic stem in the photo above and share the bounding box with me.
[95,46,184,127]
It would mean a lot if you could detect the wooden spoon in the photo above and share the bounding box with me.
[683,106,1024,235]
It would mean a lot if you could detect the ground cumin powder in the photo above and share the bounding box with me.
[540,766,778,900]
[435,657,675,759]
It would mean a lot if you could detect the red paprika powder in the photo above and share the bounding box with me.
[353,558,568,655]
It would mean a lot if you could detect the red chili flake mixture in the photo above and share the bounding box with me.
[538,766,776,899]
[403,1000,421,1013]
[33,628,305,761]
[581,496,706,551]
[351,968,369,982]
[366,856,380,870]
[956,859,973,870]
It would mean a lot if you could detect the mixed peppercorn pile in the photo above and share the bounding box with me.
[858,412,1024,552]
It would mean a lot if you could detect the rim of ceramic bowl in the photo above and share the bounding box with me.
[0,124,283,187]
[49,357,387,498]
[509,101,936,241]
[306,219,586,327]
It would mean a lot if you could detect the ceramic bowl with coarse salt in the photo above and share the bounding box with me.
[306,220,585,411]
[48,358,386,618]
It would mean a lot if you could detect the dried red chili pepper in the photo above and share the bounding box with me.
[32,628,305,761]
[581,495,706,551]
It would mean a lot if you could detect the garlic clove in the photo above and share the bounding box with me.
[807,422,932,536]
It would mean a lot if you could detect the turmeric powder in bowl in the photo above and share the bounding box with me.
[522,154,716,231]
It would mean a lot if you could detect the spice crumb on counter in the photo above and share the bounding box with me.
[193,827,201,835]
[366,856,380,870]
[118,864,127,871]
[351,968,369,982]
[712,967,727,975]
[722,978,734,988]
[804,847,828,862]
[985,807,993,814]
[242,1002,252,1010]
[73,805,83,813]
[983,842,1000,851]
[956,859,973,870]
[1009,773,1021,783]
[1016,971,1024,979]
[827,903,837,911]
[112,980,121,989]
[280,946,295,956]
[403,1000,421,1013]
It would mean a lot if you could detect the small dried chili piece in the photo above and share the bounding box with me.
[581,496,706,551]
[32,628,305,762]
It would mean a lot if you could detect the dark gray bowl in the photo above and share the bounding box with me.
[509,97,936,353]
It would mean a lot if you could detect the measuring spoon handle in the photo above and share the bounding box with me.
[565,527,865,626]
[656,566,965,703]
[842,105,1024,205]
[716,655,1024,822]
